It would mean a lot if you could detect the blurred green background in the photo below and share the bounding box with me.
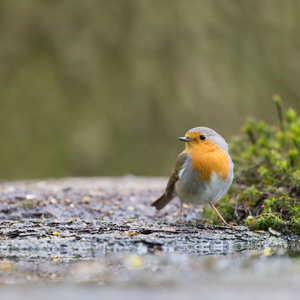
[1,1,300,179]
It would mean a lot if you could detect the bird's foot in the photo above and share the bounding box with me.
[222,221,238,228]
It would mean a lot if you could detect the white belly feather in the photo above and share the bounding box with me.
[175,157,233,205]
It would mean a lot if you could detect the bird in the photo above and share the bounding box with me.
[151,126,234,227]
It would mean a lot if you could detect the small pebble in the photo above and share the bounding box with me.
[50,198,57,204]
[65,199,71,205]
[82,196,90,203]
[129,196,136,202]
[2,186,15,194]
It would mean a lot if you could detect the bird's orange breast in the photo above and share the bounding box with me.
[183,141,229,182]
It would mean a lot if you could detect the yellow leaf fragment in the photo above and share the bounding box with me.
[128,232,138,236]
[0,261,13,271]
[125,255,143,269]
[263,247,271,256]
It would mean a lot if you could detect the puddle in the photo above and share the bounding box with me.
[0,220,298,284]
[1,247,300,300]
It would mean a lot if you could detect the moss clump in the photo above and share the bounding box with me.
[203,95,300,235]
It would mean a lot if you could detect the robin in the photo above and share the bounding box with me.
[151,126,234,227]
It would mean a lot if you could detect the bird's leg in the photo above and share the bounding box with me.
[179,201,183,221]
[209,203,233,227]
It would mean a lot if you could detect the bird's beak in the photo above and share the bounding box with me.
[178,136,192,142]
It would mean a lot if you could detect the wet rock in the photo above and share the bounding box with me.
[0,177,298,288]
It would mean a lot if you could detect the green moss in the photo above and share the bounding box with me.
[203,96,300,235]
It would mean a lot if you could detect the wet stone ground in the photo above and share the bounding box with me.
[0,177,299,300]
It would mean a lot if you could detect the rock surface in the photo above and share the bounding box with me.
[0,177,299,300]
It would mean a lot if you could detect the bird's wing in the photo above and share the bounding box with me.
[165,152,188,197]
[151,152,188,210]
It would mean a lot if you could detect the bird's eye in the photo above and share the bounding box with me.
[199,134,206,141]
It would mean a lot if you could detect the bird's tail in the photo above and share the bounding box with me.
[151,192,173,210]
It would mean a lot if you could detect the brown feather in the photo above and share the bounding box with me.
[151,153,188,210]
